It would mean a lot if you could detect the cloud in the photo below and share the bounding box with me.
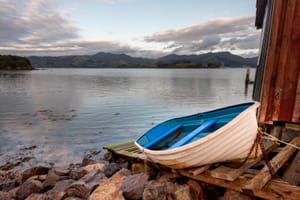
[0,1,260,58]
[0,0,78,46]
[144,16,261,55]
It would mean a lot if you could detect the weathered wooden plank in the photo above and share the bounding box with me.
[179,170,300,200]
[210,141,277,181]
[282,151,300,185]
[117,150,147,160]
[187,164,212,176]
[103,140,134,151]
[243,137,300,192]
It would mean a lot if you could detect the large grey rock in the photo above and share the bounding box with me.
[104,163,121,177]
[64,170,107,199]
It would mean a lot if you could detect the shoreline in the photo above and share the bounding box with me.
[0,144,254,200]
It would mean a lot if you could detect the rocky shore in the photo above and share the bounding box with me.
[0,147,253,200]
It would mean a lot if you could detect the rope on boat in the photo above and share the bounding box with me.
[259,128,300,150]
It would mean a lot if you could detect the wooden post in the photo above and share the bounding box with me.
[243,137,300,192]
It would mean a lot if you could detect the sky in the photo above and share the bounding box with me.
[0,0,261,58]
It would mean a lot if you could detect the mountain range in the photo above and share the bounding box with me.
[28,51,257,68]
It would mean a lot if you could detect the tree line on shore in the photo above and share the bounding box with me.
[0,55,33,70]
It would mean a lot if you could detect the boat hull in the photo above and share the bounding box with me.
[135,102,260,169]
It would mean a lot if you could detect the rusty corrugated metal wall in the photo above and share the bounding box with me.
[254,0,300,124]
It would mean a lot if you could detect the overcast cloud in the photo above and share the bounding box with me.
[0,0,260,57]
[144,16,260,56]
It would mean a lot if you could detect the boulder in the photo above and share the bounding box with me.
[16,180,43,200]
[45,190,65,200]
[52,167,70,176]
[121,173,149,200]
[20,166,50,183]
[143,180,167,200]
[25,193,46,200]
[64,170,107,199]
[83,163,106,173]
[173,183,193,200]
[70,167,88,180]
[88,182,124,200]
[52,179,75,192]
[89,168,128,200]
[113,168,131,177]
[8,186,19,199]
[0,180,18,192]
[0,191,12,200]
[43,170,62,190]
[104,163,121,177]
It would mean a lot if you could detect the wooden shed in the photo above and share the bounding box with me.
[253,0,300,125]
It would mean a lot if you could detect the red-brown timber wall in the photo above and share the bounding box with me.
[259,0,300,124]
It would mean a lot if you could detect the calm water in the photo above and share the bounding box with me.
[0,68,255,166]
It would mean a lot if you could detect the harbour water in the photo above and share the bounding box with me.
[0,68,255,166]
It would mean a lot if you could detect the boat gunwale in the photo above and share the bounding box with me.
[135,101,260,155]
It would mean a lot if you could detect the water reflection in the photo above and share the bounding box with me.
[0,68,254,166]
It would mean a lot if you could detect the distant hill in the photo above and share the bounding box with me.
[157,52,257,68]
[28,51,257,68]
[29,52,155,68]
[0,55,33,70]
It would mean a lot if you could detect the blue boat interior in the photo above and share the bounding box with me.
[136,102,254,150]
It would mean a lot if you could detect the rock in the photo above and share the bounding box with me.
[20,166,50,183]
[131,163,144,174]
[0,161,21,171]
[64,170,107,199]
[38,175,47,181]
[0,180,18,192]
[113,168,131,177]
[8,187,19,199]
[53,167,70,176]
[104,163,121,177]
[43,170,62,190]
[103,152,113,161]
[20,145,37,151]
[25,193,46,200]
[81,150,104,166]
[219,189,253,200]
[174,183,193,200]
[121,173,149,200]
[89,168,128,200]
[143,180,167,200]
[16,180,43,200]
[120,162,129,169]
[52,179,75,192]
[65,197,84,200]
[157,171,181,182]
[187,180,204,200]
[45,190,65,200]
[145,162,158,179]
[88,182,124,200]
[70,167,88,180]
[0,191,12,200]
[83,163,106,173]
